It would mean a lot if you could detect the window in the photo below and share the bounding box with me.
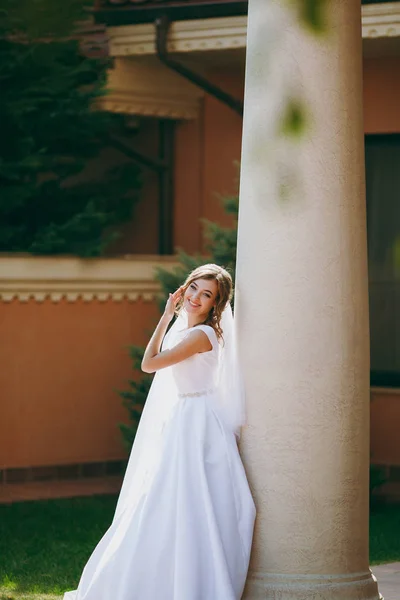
[365,134,400,387]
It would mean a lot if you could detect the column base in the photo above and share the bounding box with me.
[243,569,382,599]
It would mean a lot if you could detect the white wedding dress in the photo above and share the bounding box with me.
[64,321,255,600]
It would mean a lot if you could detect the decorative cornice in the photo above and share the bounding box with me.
[362,2,400,39]
[107,6,400,57]
[107,16,247,56]
[99,56,203,119]
[98,88,201,120]
[0,255,178,303]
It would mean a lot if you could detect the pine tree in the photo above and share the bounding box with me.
[0,1,141,255]
[118,190,239,448]
[118,345,154,450]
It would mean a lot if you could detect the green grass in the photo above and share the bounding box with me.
[0,496,399,599]
[370,504,400,565]
[0,496,117,600]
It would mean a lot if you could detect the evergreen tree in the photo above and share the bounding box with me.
[118,190,239,448]
[155,191,238,304]
[0,1,141,255]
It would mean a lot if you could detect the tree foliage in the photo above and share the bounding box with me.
[0,1,141,255]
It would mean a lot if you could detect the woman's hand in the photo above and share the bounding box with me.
[142,286,184,373]
[163,287,183,321]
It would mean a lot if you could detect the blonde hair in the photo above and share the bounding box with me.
[177,264,233,340]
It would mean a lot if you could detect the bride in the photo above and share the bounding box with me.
[64,264,256,600]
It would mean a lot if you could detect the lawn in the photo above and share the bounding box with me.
[0,496,116,600]
[370,503,400,565]
[0,496,399,600]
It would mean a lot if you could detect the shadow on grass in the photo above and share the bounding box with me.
[0,496,117,597]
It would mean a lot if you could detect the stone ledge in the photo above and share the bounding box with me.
[0,254,178,303]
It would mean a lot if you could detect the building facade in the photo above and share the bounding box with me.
[0,0,399,517]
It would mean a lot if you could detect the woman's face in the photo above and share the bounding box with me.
[184,278,218,320]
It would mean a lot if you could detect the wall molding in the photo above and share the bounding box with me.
[99,57,203,120]
[107,5,400,57]
[0,255,178,303]
[98,89,201,120]
[362,2,400,39]
[102,5,400,118]
[108,16,247,57]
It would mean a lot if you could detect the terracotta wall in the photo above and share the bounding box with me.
[2,296,398,472]
[96,57,400,256]
[174,67,244,254]
[363,57,400,134]
[364,57,400,472]
[2,57,400,477]
[94,68,245,257]
[0,298,159,469]
[174,57,400,254]
[371,389,400,467]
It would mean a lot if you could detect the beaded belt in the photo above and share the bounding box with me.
[178,388,215,399]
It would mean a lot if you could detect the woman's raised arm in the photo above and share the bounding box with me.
[141,287,211,373]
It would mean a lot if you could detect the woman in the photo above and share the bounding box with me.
[64,264,255,600]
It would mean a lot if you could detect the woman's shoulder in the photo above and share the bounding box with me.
[194,323,217,335]
[192,324,219,349]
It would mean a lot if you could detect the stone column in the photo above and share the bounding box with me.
[236,1,381,598]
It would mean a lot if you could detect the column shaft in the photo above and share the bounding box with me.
[236,1,381,598]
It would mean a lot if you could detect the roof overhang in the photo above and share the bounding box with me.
[105,3,400,58]
[94,0,247,27]
[100,55,204,119]
[107,14,247,56]
[98,2,400,120]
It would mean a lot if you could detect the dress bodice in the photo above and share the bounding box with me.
[164,324,220,396]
